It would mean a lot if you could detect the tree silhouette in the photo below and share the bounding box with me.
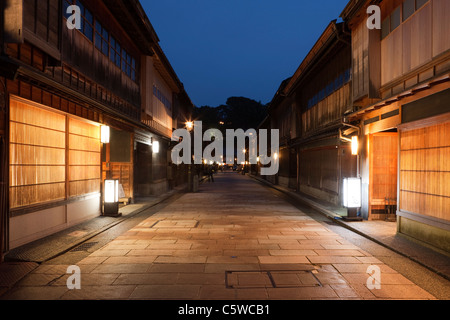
[193,97,267,132]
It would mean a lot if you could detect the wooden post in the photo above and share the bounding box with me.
[0,79,9,262]
[0,137,4,263]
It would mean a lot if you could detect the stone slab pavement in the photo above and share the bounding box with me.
[0,173,446,300]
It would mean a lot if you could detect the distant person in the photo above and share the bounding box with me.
[208,165,215,182]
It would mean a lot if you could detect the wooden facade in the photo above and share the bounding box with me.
[0,0,193,257]
[265,21,356,206]
[342,0,450,253]
[262,0,449,253]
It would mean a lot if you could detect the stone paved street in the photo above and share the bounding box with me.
[0,173,440,300]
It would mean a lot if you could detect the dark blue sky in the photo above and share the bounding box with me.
[142,0,349,107]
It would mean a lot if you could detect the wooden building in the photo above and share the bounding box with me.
[341,0,450,253]
[264,0,449,254]
[0,0,193,259]
[266,20,357,206]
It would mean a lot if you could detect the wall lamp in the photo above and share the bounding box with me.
[152,138,160,153]
[101,125,110,144]
[339,122,360,156]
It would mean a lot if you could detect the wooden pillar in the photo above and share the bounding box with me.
[0,79,9,262]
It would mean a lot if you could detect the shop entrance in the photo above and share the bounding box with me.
[368,131,398,220]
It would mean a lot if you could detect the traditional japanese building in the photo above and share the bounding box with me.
[0,0,193,259]
[341,0,450,253]
[264,0,449,255]
[265,20,355,206]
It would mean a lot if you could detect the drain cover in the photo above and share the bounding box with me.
[225,270,322,289]
[70,242,99,252]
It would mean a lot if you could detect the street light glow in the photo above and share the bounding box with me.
[186,121,194,131]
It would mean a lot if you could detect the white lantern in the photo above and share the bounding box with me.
[104,179,119,203]
[104,179,121,217]
[101,126,110,144]
[343,177,361,208]
[152,140,160,154]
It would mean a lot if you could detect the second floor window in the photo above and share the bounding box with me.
[382,0,429,40]
[63,0,138,82]
[95,21,109,56]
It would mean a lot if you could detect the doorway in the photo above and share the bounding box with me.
[368,131,398,220]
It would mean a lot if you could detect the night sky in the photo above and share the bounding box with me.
[142,0,350,108]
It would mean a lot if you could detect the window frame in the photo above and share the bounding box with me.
[62,0,138,82]
[381,0,430,40]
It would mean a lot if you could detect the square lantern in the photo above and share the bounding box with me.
[342,177,363,221]
[152,140,160,154]
[104,179,121,217]
[101,125,110,144]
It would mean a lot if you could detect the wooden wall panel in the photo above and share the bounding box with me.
[10,183,66,208]
[302,83,350,134]
[399,121,450,222]
[10,122,65,149]
[68,118,101,198]
[10,99,66,132]
[69,180,101,198]
[299,147,339,195]
[9,98,66,208]
[402,4,432,73]
[433,0,450,57]
[111,163,132,198]
[381,26,403,85]
[9,97,102,208]
[352,22,369,99]
[10,166,65,187]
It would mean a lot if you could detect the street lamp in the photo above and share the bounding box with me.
[186,121,194,132]
[185,121,196,192]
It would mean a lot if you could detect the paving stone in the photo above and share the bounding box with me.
[258,256,309,264]
[62,285,136,300]
[113,273,177,285]
[130,284,201,299]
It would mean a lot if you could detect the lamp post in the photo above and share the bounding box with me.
[186,121,195,192]
[100,125,121,217]
[242,149,246,175]
[339,123,362,220]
